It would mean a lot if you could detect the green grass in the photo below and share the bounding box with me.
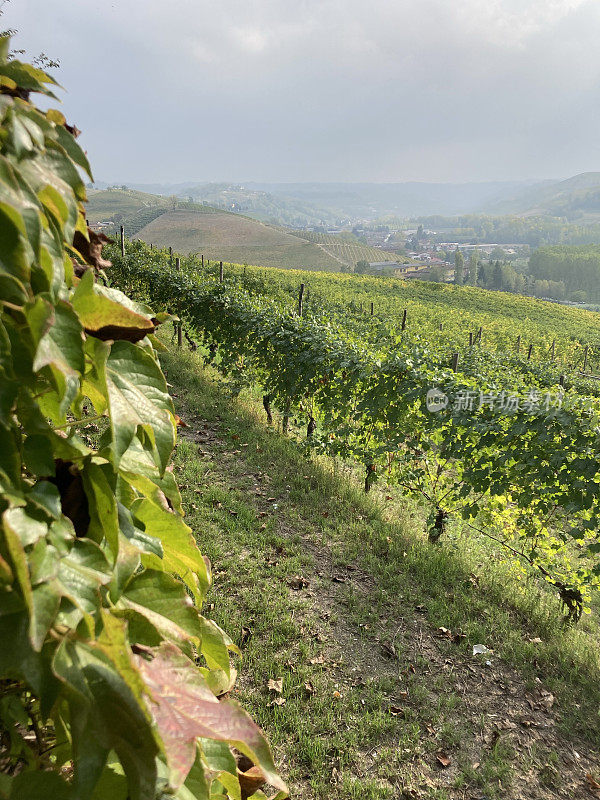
[161,340,600,799]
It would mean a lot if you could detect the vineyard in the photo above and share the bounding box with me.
[108,241,600,620]
[281,229,403,269]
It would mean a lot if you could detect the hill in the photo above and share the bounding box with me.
[484,172,600,219]
[85,189,344,270]
[133,209,343,271]
[85,187,170,224]
[123,180,534,221]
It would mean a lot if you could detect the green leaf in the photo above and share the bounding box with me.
[72,270,155,343]
[8,771,71,800]
[23,434,55,476]
[105,341,175,473]
[117,569,204,646]
[132,499,209,602]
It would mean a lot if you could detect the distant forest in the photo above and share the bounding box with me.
[409,214,600,248]
[528,245,600,303]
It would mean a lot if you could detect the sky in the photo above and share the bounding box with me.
[4,0,600,184]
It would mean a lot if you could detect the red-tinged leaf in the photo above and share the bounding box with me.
[135,643,286,794]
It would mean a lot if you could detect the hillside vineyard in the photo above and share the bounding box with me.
[109,240,600,621]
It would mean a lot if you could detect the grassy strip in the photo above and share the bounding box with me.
[162,343,600,799]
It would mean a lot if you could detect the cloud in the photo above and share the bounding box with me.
[4,0,600,182]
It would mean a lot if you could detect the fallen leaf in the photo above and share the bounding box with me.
[310,656,325,665]
[304,682,315,696]
[267,678,283,694]
[586,773,600,796]
[240,626,253,646]
[435,751,451,768]
[267,697,286,707]
[389,706,405,717]
[288,575,309,590]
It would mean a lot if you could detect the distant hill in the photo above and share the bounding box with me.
[121,180,534,222]
[483,173,600,219]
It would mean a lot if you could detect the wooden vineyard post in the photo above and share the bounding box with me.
[150,243,153,250]
[201,254,204,268]
[469,332,473,347]
[527,344,533,360]
[298,283,305,317]
[169,246,173,266]
[559,374,565,387]
[516,335,521,354]
[175,257,182,348]
[282,399,291,434]
[219,261,224,283]
[451,352,459,372]
[583,345,589,372]
[439,323,443,331]
[401,309,407,331]
[551,339,555,361]
[370,301,374,316]
[477,326,482,344]
[120,225,125,257]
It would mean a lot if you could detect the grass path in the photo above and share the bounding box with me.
[162,343,600,800]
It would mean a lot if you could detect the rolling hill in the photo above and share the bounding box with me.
[85,188,406,271]
[484,172,600,219]
[85,187,170,224]
[131,209,343,271]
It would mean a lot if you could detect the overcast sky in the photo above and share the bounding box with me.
[5,0,600,184]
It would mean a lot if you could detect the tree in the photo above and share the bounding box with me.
[355,259,369,274]
[428,265,445,282]
[492,260,504,290]
[454,249,464,285]
[0,1,60,67]
[467,250,479,285]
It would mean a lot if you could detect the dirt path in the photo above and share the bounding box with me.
[169,356,599,800]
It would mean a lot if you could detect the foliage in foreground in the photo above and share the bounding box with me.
[0,40,285,800]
